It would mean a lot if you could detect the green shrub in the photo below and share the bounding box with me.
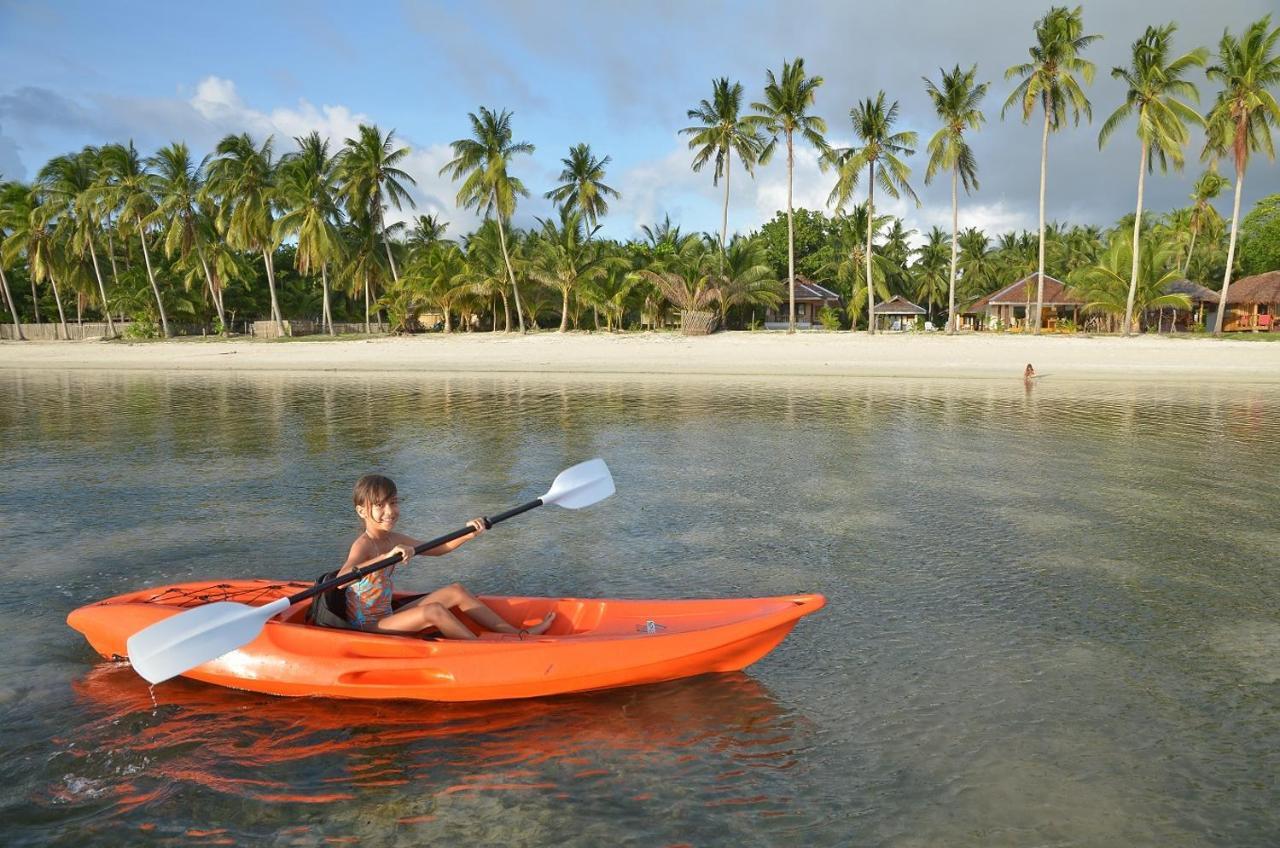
[123,320,160,340]
[818,306,842,331]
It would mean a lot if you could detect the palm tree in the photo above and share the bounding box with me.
[0,179,25,338]
[339,213,388,334]
[714,235,781,328]
[924,64,988,333]
[823,203,893,328]
[751,58,828,332]
[528,208,615,332]
[206,133,284,336]
[828,92,919,334]
[463,220,514,330]
[2,185,70,338]
[401,242,471,332]
[99,141,171,336]
[38,150,116,337]
[408,214,450,249]
[545,143,620,231]
[336,124,416,284]
[147,142,229,333]
[682,78,767,269]
[440,107,534,332]
[1098,23,1207,336]
[1183,168,1230,276]
[913,226,952,320]
[1069,231,1191,330]
[1202,15,1280,335]
[1004,5,1100,333]
[276,132,344,335]
[636,238,721,333]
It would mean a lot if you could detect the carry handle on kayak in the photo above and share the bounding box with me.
[125,459,615,685]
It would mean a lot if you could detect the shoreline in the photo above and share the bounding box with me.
[2,332,1279,383]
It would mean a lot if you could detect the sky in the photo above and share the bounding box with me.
[1,0,1277,246]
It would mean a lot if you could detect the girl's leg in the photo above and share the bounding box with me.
[373,601,477,640]
[418,583,554,635]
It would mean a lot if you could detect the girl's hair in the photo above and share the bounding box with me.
[353,474,397,509]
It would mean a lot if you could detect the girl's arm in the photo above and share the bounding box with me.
[397,518,487,558]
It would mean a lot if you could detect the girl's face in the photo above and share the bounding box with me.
[358,496,399,533]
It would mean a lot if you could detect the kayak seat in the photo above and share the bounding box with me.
[303,569,437,640]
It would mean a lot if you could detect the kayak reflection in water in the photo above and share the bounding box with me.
[339,474,555,639]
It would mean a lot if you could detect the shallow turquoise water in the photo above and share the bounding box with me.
[1,370,1278,846]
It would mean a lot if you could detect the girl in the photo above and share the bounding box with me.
[340,473,555,639]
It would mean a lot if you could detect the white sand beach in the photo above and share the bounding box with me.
[3,332,1279,382]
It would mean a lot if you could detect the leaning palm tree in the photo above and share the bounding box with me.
[1004,5,1100,334]
[1183,168,1229,276]
[751,58,828,333]
[205,133,284,336]
[0,179,25,338]
[147,142,229,333]
[923,64,988,333]
[1202,15,1280,335]
[1098,23,1207,336]
[827,92,919,334]
[544,143,620,232]
[682,78,767,270]
[38,150,116,337]
[276,132,344,335]
[336,124,416,284]
[440,107,534,332]
[2,186,70,338]
[99,142,171,336]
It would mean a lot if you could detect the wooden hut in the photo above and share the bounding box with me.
[871,296,927,332]
[981,274,1083,331]
[764,276,842,329]
[1152,279,1217,332]
[1221,271,1280,332]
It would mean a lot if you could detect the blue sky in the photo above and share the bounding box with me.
[2,0,1277,244]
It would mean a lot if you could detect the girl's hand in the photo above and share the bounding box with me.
[392,544,415,565]
[467,517,489,537]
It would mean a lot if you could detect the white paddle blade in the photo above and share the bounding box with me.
[126,597,291,685]
[540,458,615,510]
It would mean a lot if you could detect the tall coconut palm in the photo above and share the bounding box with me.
[408,213,450,249]
[147,143,229,333]
[827,92,919,334]
[1098,23,1207,336]
[1202,15,1280,335]
[923,64,988,333]
[441,107,534,332]
[38,150,116,337]
[751,58,828,333]
[99,141,171,336]
[276,132,344,336]
[2,186,70,338]
[544,143,620,232]
[336,125,415,284]
[823,203,894,328]
[0,179,25,338]
[339,212,388,334]
[682,78,768,270]
[206,133,284,336]
[1183,168,1230,275]
[1004,5,1100,334]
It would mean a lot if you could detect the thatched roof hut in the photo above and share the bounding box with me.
[1224,271,1280,305]
[872,296,926,316]
[1163,279,1218,302]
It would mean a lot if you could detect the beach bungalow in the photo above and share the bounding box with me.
[979,274,1083,331]
[764,276,842,329]
[1152,279,1218,332]
[871,296,927,332]
[958,292,994,331]
[1220,271,1280,333]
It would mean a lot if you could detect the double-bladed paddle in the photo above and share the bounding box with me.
[126,458,615,685]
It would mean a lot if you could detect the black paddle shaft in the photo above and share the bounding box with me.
[284,498,545,605]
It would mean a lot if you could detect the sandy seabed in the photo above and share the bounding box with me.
[2,331,1279,383]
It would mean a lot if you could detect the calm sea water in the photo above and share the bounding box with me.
[1,369,1278,847]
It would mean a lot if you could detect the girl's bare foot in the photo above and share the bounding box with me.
[524,611,556,636]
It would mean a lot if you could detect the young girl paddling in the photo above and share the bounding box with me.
[339,474,555,639]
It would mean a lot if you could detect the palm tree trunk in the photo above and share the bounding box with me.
[867,162,877,336]
[786,132,795,334]
[321,263,334,336]
[196,246,227,334]
[49,273,69,340]
[136,215,171,338]
[105,224,123,324]
[86,240,116,338]
[364,271,371,334]
[30,277,41,325]
[1183,224,1199,277]
[560,287,570,332]
[261,248,284,335]
[379,206,400,283]
[947,168,959,335]
[1123,142,1148,337]
[720,150,731,276]
[494,205,524,333]
[0,264,26,340]
[499,291,510,331]
[1034,108,1050,335]
[1213,165,1245,336]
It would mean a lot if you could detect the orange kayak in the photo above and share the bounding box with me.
[67,580,825,701]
